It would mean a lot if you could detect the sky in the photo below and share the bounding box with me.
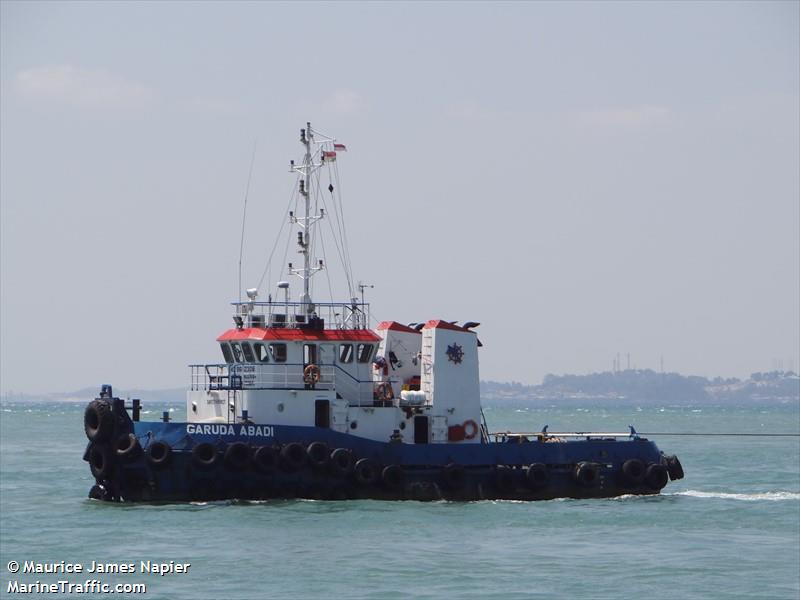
[1,1,798,394]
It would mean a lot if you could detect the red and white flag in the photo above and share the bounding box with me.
[333,143,347,151]
[322,150,337,161]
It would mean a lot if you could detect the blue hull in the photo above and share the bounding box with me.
[83,395,684,502]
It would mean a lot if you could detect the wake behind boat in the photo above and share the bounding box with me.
[82,123,684,502]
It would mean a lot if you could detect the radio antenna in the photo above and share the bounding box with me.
[238,140,258,304]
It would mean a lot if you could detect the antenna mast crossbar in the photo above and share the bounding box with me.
[291,122,327,315]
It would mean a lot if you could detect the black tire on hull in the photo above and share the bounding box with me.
[381,464,405,491]
[574,462,600,487]
[663,455,684,481]
[621,459,646,485]
[280,442,307,472]
[224,442,250,471]
[88,484,111,501]
[354,458,380,486]
[494,466,515,493]
[329,448,355,477]
[525,463,549,490]
[84,400,113,442]
[115,434,142,462]
[253,445,279,474]
[307,442,330,470]
[146,441,172,468]
[442,463,466,491]
[192,443,219,470]
[89,444,113,479]
[645,463,669,490]
[409,481,439,501]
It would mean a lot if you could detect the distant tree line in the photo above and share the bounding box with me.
[481,370,799,403]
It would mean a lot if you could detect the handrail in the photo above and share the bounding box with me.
[230,299,371,330]
[188,361,375,385]
[188,362,377,405]
[231,300,370,309]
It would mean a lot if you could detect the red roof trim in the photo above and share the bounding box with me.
[217,328,381,342]
[376,321,421,334]
[423,319,466,331]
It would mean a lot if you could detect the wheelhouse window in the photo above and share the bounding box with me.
[357,343,374,363]
[269,343,287,363]
[242,342,255,363]
[339,343,353,364]
[230,342,244,363]
[253,343,270,363]
[220,343,234,364]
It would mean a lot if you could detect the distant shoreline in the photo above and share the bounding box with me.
[2,369,797,405]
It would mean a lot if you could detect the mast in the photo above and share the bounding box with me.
[290,122,324,316]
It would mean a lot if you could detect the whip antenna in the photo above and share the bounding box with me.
[238,140,258,304]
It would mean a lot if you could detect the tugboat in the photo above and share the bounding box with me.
[83,123,684,502]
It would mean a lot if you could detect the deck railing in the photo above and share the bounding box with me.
[189,362,375,405]
[231,300,370,330]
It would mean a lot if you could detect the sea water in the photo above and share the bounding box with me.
[1,400,798,600]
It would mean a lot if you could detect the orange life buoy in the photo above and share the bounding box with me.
[463,419,479,440]
[303,364,321,385]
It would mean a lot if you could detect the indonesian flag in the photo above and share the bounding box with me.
[333,143,347,151]
[322,150,337,161]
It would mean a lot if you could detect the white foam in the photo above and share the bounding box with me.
[667,489,800,502]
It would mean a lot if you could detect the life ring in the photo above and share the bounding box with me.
[463,419,479,440]
[303,364,321,385]
[375,382,394,401]
[84,400,113,442]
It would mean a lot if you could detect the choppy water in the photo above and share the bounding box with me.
[1,400,798,599]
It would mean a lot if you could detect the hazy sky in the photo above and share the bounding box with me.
[1,1,798,394]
